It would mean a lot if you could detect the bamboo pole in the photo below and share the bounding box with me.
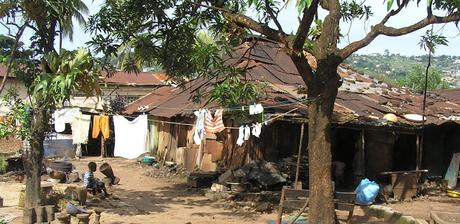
[294,123,305,189]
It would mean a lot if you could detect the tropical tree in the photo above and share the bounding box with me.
[0,1,96,222]
[398,64,449,92]
[89,0,460,223]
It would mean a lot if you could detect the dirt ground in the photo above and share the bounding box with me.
[0,157,459,223]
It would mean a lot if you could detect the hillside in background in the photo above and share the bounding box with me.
[344,53,460,88]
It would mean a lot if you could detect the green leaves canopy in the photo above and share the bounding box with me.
[31,49,101,107]
[398,64,449,92]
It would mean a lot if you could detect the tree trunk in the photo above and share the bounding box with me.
[23,108,47,224]
[292,54,341,224]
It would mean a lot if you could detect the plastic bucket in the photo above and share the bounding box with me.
[143,156,156,165]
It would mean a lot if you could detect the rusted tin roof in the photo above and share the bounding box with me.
[103,71,168,86]
[125,40,460,127]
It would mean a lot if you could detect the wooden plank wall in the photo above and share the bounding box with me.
[151,115,301,171]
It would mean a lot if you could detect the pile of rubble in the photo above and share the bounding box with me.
[216,160,287,191]
[142,162,189,179]
[203,189,280,213]
[278,156,309,186]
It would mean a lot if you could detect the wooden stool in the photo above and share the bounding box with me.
[56,213,71,224]
[76,213,90,224]
[34,206,46,223]
[93,208,103,224]
[45,205,55,222]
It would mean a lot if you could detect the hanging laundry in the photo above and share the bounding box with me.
[252,123,262,138]
[92,115,110,140]
[205,109,225,134]
[113,115,148,159]
[244,125,251,140]
[249,104,264,115]
[193,109,207,145]
[236,126,245,146]
[53,108,80,132]
[71,112,91,145]
[236,125,252,146]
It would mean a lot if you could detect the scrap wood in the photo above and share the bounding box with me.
[445,153,460,189]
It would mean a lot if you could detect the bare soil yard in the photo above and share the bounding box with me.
[1,157,458,223]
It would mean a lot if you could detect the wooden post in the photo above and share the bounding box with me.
[361,131,366,176]
[294,123,305,189]
[196,137,205,169]
[45,205,55,222]
[416,134,421,170]
[100,137,105,158]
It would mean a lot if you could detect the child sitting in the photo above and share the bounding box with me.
[83,162,110,197]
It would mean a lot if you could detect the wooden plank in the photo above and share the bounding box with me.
[334,192,356,203]
[282,200,309,209]
[335,203,354,211]
[283,188,310,199]
[445,153,460,188]
[175,147,185,165]
[200,153,217,172]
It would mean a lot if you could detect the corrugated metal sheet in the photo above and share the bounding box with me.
[103,71,168,86]
[125,40,460,126]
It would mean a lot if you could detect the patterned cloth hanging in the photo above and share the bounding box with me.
[204,109,225,134]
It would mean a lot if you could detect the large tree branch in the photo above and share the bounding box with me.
[226,12,287,43]
[191,2,288,43]
[264,0,285,36]
[381,0,408,25]
[0,22,28,94]
[292,0,320,52]
[340,12,460,59]
[314,0,341,59]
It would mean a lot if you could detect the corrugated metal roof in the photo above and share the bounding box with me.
[125,40,460,126]
[103,71,168,86]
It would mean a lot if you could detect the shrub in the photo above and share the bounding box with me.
[0,156,7,174]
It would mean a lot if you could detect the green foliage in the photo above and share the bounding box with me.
[106,95,127,115]
[419,30,449,54]
[0,34,16,56]
[385,0,460,13]
[397,65,449,92]
[87,0,239,78]
[341,1,373,22]
[0,155,7,174]
[345,53,460,86]
[1,0,89,54]
[210,76,265,108]
[30,49,101,107]
[0,88,31,140]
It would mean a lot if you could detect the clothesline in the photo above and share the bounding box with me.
[112,108,299,130]
[136,96,318,112]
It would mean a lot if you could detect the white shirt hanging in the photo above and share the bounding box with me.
[71,111,91,145]
[193,109,207,145]
[244,125,251,140]
[236,126,245,146]
[249,104,264,115]
[53,108,80,132]
[252,123,262,138]
[113,115,148,159]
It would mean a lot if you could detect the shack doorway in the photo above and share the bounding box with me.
[392,134,417,171]
[331,128,361,190]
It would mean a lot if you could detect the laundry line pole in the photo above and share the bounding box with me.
[100,137,106,158]
[294,123,305,189]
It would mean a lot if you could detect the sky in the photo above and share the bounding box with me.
[2,0,460,56]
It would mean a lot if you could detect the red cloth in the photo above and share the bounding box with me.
[204,109,225,133]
